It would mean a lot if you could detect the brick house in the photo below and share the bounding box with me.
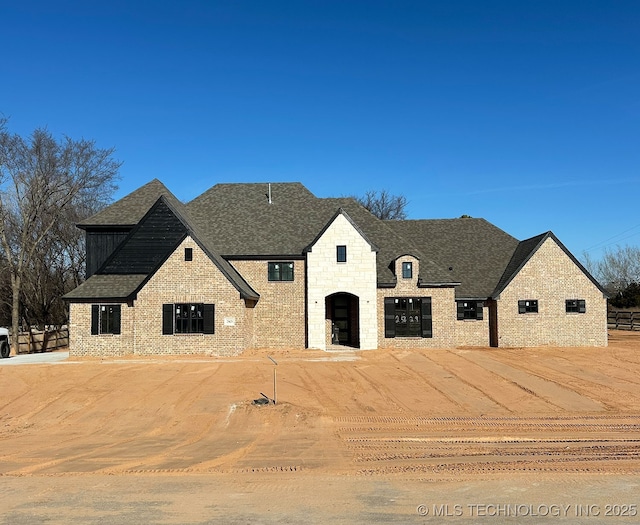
[64,179,608,357]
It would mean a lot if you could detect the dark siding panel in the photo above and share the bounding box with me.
[456,301,465,320]
[86,230,130,277]
[101,201,188,275]
[384,297,395,338]
[112,305,121,335]
[476,301,484,321]
[91,305,99,335]
[421,297,433,338]
[203,304,215,334]
[162,304,174,335]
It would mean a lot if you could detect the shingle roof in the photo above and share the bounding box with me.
[492,231,608,298]
[77,179,178,228]
[71,180,540,301]
[66,192,259,301]
[386,218,520,298]
[63,274,148,301]
[186,184,454,285]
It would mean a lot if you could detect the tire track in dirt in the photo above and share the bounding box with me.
[407,352,503,414]
[492,354,640,410]
[456,351,604,412]
[386,353,461,413]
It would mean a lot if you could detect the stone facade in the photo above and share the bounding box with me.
[495,237,607,347]
[306,213,378,350]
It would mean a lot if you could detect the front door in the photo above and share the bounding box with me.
[332,295,350,345]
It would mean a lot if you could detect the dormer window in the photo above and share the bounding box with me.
[402,262,413,279]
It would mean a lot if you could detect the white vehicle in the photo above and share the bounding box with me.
[0,328,10,358]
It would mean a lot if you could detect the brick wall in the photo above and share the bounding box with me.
[230,259,306,348]
[69,237,251,357]
[377,255,457,348]
[68,302,134,357]
[496,237,607,347]
[455,305,490,346]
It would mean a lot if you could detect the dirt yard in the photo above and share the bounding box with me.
[2,331,640,523]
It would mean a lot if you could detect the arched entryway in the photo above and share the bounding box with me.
[326,292,360,348]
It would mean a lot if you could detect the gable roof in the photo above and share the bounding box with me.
[187,183,455,286]
[303,208,379,253]
[385,218,520,298]
[492,231,609,298]
[72,180,601,303]
[77,178,178,229]
[65,194,259,302]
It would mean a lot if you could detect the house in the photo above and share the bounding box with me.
[63,179,608,357]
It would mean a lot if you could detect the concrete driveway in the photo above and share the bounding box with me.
[0,350,69,365]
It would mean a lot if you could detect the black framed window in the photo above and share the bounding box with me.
[384,297,432,338]
[337,245,347,263]
[185,247,193,261]
[518,300,539,314]
[91,304,121,335]
[457,300,484,320]
[268,262,294,281]
[163,303,215,334]
[566,299,586,313]
[402,262,413,279]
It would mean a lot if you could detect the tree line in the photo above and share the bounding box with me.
[583,245,640,308]
[0,118,120,352]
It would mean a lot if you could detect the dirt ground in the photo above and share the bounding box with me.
[1,331,640,523]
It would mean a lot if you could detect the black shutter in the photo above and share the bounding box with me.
[162,304,174,335]
[476,301,484,320]
[578,300,586,313]
[518,300,526,314]
[421,297,433,338]
[91,305,99,335]
[203,304,215,334]
[384,297,395,338]
[112,305,121,335]
[456,301,465,320]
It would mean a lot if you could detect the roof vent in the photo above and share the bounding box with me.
[267,183,272,204]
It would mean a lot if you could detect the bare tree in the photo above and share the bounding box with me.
[0,123,120,352]
[353,189,408,220]
[583,245,640,299]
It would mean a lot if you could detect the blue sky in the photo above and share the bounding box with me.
[2,1,639,260]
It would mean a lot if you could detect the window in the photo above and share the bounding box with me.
[268,262,294,281]
[566,299,586,313]
[337,245,347,263]
[384,297,432,338]
[457,300,484,320]
[91,304,121,335]
[185,247,193,261]
[518,300,539,314]
[402,262,413,279]
[162,303,215,334]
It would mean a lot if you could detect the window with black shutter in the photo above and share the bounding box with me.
[384,297,432,338]
[456,300,484,320]
[91,304,121,335]
[162,303,215,334]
